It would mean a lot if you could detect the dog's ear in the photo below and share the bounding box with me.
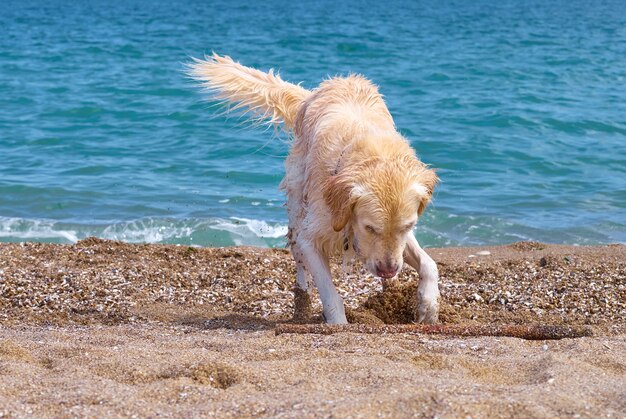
[323,173,360,232]
[414,167,438,215]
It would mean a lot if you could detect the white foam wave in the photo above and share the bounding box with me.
[101,219,194,243]
[0,216,288,247]
[210,217,287,246]
[0,217,78,242]
[231,217,288,238]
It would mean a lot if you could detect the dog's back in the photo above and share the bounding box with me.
[294,74,395,147]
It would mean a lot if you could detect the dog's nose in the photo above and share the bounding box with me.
[375,262,399,279]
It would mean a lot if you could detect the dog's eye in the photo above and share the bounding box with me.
[365,225,379,235]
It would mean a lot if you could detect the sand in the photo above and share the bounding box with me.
[0,239,625,417]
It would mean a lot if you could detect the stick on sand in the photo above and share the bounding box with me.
[275,324,594,340]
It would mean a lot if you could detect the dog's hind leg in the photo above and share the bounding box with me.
[404,234,440,324]
[297,240,347,324]
[291,243,314,322]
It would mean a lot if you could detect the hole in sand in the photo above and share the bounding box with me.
[346,281,438,324]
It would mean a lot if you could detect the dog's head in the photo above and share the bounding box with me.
[324,156,437,279]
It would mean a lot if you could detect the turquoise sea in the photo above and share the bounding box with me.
[1,0,625,247]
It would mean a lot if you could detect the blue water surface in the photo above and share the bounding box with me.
[1,0,625,247]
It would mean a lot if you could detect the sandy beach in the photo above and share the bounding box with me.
[0,239,624,417]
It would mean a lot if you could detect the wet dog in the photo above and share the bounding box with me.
[189,54,439,324]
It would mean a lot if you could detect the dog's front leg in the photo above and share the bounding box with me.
[298,240,347,324]
[404,234,440,324]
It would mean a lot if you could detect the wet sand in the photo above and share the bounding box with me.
[0,239,624,417]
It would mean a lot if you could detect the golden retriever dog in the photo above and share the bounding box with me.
[189,54,439,324]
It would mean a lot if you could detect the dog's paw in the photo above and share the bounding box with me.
[322,304,348,324]
[415,295,439,324]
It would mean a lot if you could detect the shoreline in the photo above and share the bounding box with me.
[0,238,623,330]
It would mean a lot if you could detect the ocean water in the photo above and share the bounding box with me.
[1,0,625,247]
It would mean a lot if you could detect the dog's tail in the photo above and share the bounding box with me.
[187,53,310,129]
